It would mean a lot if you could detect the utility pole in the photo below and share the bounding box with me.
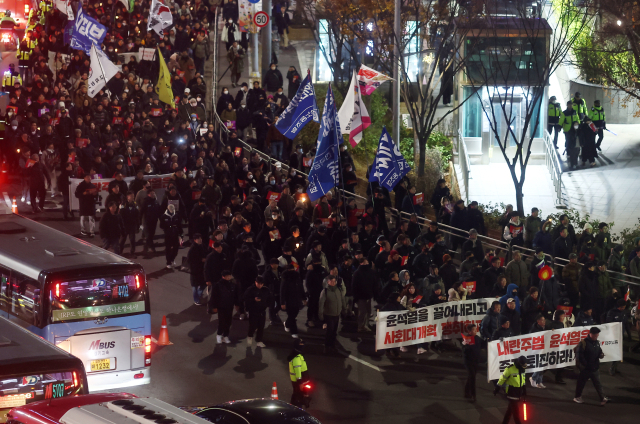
[261,0,272,77]
[392,0,401,146]
[251,31,260,80]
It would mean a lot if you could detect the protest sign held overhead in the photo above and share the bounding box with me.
[275,73,319,139]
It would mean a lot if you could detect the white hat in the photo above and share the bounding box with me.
[58,101,65,109]
[275,161,282,169]
[184,88,191,93]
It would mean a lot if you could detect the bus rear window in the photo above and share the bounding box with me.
[0,371,83,408]
[50,276,146,322]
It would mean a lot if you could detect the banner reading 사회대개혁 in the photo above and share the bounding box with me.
[375,298,493,350]
[487,322,623,381]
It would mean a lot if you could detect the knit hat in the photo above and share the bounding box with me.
[390,250,399,257]
[583,223,592,231]
[443,254,451,263]
[598,222,608,230]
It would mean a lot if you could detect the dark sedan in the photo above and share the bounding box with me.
[184,398,322,424]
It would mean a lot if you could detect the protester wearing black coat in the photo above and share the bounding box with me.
[280,268,307,336]
[160,207,183,267]
[232,249,259,315]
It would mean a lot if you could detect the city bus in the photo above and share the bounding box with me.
[0,316,88,423]
[0,209,151,392]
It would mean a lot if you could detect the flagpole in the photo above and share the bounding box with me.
[332,82,349,244]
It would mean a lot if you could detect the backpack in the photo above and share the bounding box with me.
[573,339,586,371]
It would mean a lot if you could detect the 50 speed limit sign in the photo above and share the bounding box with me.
[254,11,269,28]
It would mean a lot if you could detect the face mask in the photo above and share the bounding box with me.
[281,177,286,183]
[190,145,195,149]
[192,117,197,121]
[270,180,275,185]
[271,67,276,70]
[298,148,303,153]
[167,129,172,133]
[228,19,233,23]
[11,126,17,130]
[297,188,302,193]
[272,215,278,220]
[223,90,229,95]
[197,97,201,102]
[573,123,579,129]
[278,91,283,95]
[291,170,296,176]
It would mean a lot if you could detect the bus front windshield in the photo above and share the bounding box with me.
[50,275,146,323]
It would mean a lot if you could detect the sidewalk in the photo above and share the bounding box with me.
[214,30,304,105]
[466,123,640,230]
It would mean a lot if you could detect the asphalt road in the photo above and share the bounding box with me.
[10,188,640,424]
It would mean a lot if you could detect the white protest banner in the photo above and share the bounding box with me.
[69,174,173,211]
[140,48,156,61]
[487,323,623,381]
[88,44,119,98]
[375,298,493,350]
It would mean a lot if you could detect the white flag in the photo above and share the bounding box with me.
[148,0,173,37]
[337,71,371,147]
[54,0,74,20]
[87,44,119,98]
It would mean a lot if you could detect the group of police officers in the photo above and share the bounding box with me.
[547,91,607,170]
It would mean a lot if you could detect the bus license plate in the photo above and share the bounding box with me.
[90,358,112,372]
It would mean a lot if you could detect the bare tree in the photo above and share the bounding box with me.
[463,0,593,212]
[343,0,483,177]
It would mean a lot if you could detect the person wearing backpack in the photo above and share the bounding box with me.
[573,327,610,406]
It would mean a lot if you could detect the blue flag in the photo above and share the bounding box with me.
[368,127,411,190]
[63,20,74,45]
[275,74,319,139]
[306,85,341,202]
[70,7,107,53]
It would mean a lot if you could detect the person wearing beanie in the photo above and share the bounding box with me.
[480,300,502,340]
[491,314,514,340]
[607,244,625,276]
[495,355,528,423]
[594,222,612,262]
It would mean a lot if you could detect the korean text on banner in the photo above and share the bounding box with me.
[70,7,107,53]
[487,323,623,381]
[306,84,341,202]
[368,126,411,191]
[275,74,319,139]
[69,174,173,211]
[375,298,493,350]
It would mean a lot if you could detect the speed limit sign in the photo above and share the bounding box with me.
[254,11,269,28]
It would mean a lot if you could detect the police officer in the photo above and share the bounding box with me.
[589,100,606,151]
[559,100,581,170]
[571,91,588,120]
[288,338,310,408]
[495,355,528,424]
[547,96,562,148]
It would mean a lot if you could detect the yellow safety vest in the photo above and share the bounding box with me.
[288,354,307,382]
[589,106,605,123]
[559,110,580,132]
[497,364,527,397]
[40,1,53,13]
[548,102,561,117]
[571,98,587,117]
[2,72,22,87]
[17,50,31,60]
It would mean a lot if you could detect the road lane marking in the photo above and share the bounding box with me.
[348,354,383,372]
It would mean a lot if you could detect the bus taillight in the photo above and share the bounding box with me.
[144,336,151,366]
[55,283,60,298]
[72,371,78,388]
[24,4,29,15]
[135,275,140,289]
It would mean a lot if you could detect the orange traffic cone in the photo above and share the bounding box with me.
[11,197,17,214]
[157,315,173,346]
[271,382,278,400]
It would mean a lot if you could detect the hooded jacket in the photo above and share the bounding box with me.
[480,306,501,340]
[160,209,183,238]
[499,283,521,313]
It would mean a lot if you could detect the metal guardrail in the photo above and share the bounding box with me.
[208,28,639,291]
[456,128,471,204]
[543,129,566,209]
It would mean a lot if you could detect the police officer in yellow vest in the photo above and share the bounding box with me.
[17,31,37,82]
[494,355,528,424]
[288,338,309,407]
[571,91,588,121]
[547,96,562,148]
[39,0,52,25]
[2,64,21,93]
[559,100,581,170]
[589,100,606,151]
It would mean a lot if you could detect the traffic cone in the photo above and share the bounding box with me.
[271,382,278,400]
[157,315,173,346]
[11,197,17,214]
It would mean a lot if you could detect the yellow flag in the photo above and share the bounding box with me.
[155,49,175,109]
